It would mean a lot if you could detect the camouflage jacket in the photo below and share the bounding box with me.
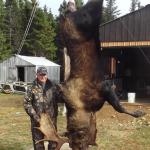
[24,79,60,122]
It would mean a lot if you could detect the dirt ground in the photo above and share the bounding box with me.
[28,102,150,150]
[0,94,150,150]
[94,102,150,150]
[48,101,150,150]
[97,101,150,123]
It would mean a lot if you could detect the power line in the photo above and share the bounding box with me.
[17,1,38,54]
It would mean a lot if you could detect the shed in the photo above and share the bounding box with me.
[0,55,60,83]
[99,5,150,98]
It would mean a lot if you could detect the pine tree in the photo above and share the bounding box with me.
[58,0,67,16]
[130,0,140,12]
[18,0,36,55]
[4,0,23,53]
[0,0,58,61]
[137,2,144,9]
[103,0,120,23]
[0,0,11,60]
[75,0,84,9]
[36,9,57,60]
[20,2,57,61]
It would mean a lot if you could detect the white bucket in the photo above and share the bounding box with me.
[128,93,136,103]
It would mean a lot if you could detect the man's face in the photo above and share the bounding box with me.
[37,73,48,83]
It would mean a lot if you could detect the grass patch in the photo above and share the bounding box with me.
[127,127,150,150]
[0,94,150,150]
[0,94,32,150]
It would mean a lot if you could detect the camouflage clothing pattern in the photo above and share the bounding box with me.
[24,79,58,150]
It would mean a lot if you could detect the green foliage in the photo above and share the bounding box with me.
[27,6,56,60]
[1,95,150,150]
[25,7,57,60]
[58,0,67,16]
[0,31,11,61]
[58,0,83,15]
[0,0,58,62]
[4,0,23,53]
[130,0,142,12]
[102,0,120,23]
[75,0,84,9]
[0,0,11,60]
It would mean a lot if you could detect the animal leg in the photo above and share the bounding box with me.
[88,113,97,146]
[63,47,71,81]
[101,81,146,118]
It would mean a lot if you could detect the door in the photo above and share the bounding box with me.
[17,67,25,82]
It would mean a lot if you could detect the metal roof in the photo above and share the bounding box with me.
[99,4,150,48]
[16,55,60,67]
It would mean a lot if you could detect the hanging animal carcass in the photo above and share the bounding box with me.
[59,0,145,149]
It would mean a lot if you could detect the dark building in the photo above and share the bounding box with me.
[99,5,150,98]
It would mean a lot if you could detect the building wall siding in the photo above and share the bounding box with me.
[0,56,60,83]
[100,5,150,43]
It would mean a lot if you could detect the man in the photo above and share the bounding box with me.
[24,66,58,150]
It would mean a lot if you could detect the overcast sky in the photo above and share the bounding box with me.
[38,0,150,16]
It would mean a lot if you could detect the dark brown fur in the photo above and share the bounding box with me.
[59,0,145,149]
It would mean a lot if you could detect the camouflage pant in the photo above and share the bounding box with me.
[31,118,57,150]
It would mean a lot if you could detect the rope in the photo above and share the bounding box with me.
[17,1,38,54]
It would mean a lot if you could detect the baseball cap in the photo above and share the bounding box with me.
[37,67,48,75]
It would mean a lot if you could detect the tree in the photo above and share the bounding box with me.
[102,0,120,23]
[137,2,144,9]
[58,0,67,16]
[58,0,84,16]
[4,0,23,53]
[75,0,84,9]
[0,0,11,60]
[18,0,37,55]
[0,0,58,61]
[130,0,141,12]
[20,2,57,61]
[36,9,57,60]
